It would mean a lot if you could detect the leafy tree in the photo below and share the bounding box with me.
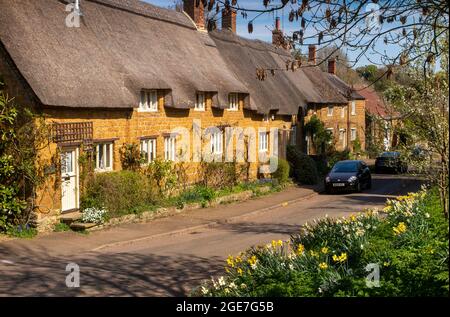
[304,115,333,156]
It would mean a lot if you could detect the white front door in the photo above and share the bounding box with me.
[61,148,79,212]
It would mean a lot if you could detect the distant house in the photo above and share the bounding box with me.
[356,85,402,156]
[0,0,364,228]
[302,48,366,155]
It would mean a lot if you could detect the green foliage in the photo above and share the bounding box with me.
[173,185,217,209]
[53,222,71,232]
[304,115,333,155]
[7,224,38,239]
[143,159,177,196]
[201,162,246,189]
[286,146,319,185]
[272,158,290,185]
[327,150,351,170]
[198,188,449,297]
[0,79,51,232]
[80,170,157,217]
[119,143,141,172]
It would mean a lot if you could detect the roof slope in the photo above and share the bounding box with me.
[210,30,308,115]
[0,0,246,109]
[301,67,350,104]
[355,85,396,118]
[326,74,365,100]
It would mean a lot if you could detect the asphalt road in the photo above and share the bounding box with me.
[0,174,422,297]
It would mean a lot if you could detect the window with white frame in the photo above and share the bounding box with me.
[211,131,223,155]
[290,125,297,146]
[95,143,113,171]
[326,128,334,144]
[351,128,357,141]
[228,93,239,111]
[164,136,176,161]
[351,101,356,115]
[139,90,158,112]
[259,131,269,152]
[140,138,157,164]
[327,105,333,116]
[341,105,345,118]
[195,92,206,111]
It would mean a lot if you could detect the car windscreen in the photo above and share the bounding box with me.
[331,162,359,173]
[380,152,399,158]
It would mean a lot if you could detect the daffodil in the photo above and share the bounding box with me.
[310,250,319,257]
[393,222,407,236]
[227,255,235,267]
[332,252,348,263]
[319,262,328,270]
[237,268,243,276]
[321,247,329,254]
[296,244,305,255]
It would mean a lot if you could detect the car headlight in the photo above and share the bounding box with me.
[348,176,357,182]
[325,176,331,183]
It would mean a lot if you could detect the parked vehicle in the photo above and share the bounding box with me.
[325,160,372,194]
[375,151,408,174]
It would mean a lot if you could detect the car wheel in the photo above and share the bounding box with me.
[356,181,362,193]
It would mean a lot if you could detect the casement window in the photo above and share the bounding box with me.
[95,143,113,171]
[228,93,239,111]
[139,90,158,112]
[195,92,206,111]
[211,131,223,155]
[341,105,346,118]
[351,128,357,141]
[326,128,334,144]
[164,136,176,161]
[351,101,356,115]
[327,105,333,116]
[259,131,269,152]
[290,125,297,146]
[140,138,157,164]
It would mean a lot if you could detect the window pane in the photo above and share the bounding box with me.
[150,91,158,111]
[140,91,146,109]
[106,144,111,168]
[98,145,104,169]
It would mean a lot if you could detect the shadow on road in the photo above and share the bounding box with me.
[0,245,222,296]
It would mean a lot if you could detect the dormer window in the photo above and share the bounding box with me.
[195,92,206,111]
[228,93,239,111]
[139,90,158,112]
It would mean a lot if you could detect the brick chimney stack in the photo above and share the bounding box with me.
[328,58,336,75]
[272,17,284,48]
[308,45,316,65]
[183,0,205,30]
[222,8,237,33]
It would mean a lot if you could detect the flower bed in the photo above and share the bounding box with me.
[196,187,449,297]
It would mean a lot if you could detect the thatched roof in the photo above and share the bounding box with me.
[326,74,365,101]
[210,30,310,115]
[0,0,247,109]
[0,0,361,114]
[301,67,350,104]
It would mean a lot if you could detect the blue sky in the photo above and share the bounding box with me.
[142,0,401,68]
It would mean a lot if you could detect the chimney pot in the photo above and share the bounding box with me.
[328,58,336,75]
[183,0,205,30]
[308,45,316,65]
[222,8,237,33]
[275,17,281,31]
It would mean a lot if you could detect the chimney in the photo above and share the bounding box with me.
[328,58,336,75]
[308,45,316,65]
[183,0,205,30]
[222,8,237,33]
[272,17,284,48]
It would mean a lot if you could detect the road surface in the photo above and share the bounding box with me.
[0,174,421,296]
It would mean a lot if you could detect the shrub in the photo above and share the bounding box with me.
[327,150,351,169]
[80,170,157,217]
[196,187,449,297]
[201,162,245,189]
[286,146,319,185]
[173,185,217,209]
[272,157,290,185]
[119,143,141,171]
[144,159,177,197]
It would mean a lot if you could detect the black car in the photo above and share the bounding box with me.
[375,151,407,174]
[325,160,372,194]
